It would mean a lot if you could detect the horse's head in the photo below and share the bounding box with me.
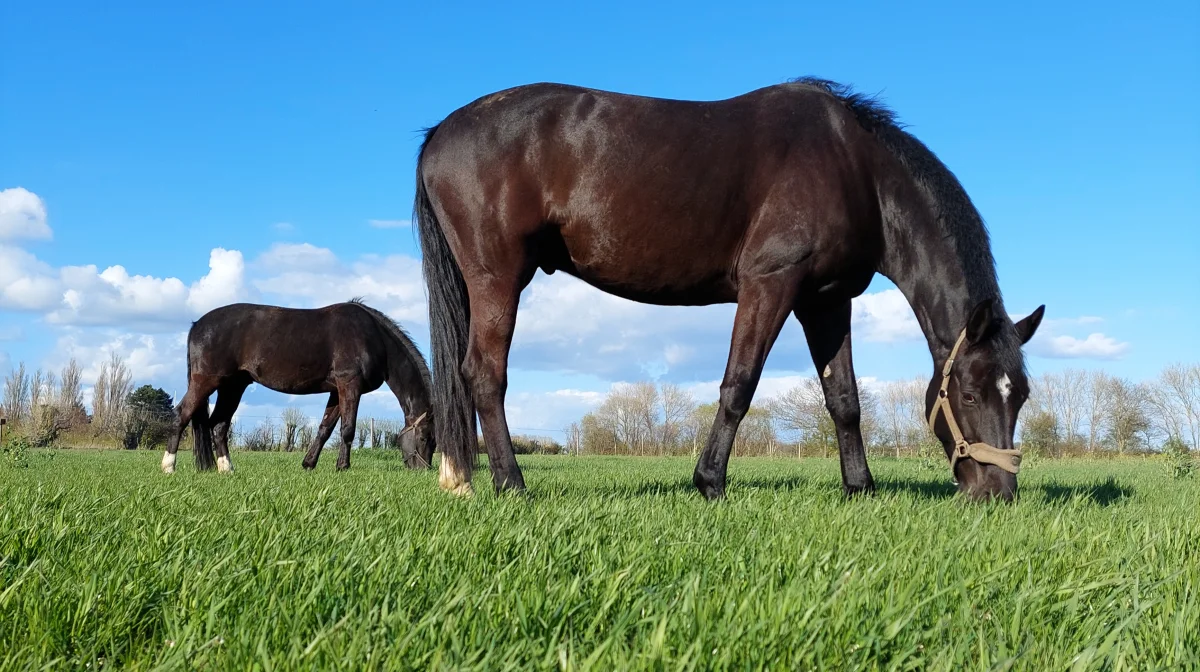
[400,412,435,470]
[926,299,1045,502]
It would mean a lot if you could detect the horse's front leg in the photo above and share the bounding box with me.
[301,394,340,470]
[693,278,797,500]
[798,301,875,496]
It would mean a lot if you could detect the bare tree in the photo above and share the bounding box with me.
[565,421,583,455]
[658,383,694,453]
[879,380,918,458]
[2,362,31,425]
[92,352,133,435]
[1146,363,1200,449]
[29,368,49,412]
[1105,377,1150,453]
[1054,369,1087,448]
[768,376,835,456]
[57,358,86,427]
[1084,370,1110,453]
[280,407,306,452]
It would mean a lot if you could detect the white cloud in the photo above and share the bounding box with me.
[0,187,52,242]
[39,248,249,327]
[1031,333,1129,360]
[272,222,295,232]
[0,244,60,310]
[257,242,340,274]
[851,289,922,342]
[252,250,427,325]
[50,330,188,389]
[0,350,10,375]
[367,219,410,229]
[504,388,608,436]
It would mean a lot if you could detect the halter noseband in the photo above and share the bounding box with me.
[398,411,431,468]
[928,330,1023,477]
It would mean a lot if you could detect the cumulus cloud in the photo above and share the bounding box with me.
[1015,312,1131,361]
[367,219,410,229]
[0,244,60,309]
[38,248,249,328]
[257,242,340,273]
[51,330,188,387]
[1031,333,1129,360]
[851,289,922,342]
[0,187,52,241]
[252,248,427,325]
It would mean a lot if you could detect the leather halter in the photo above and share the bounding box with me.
[928,330,1023,477]
[399,411,428,437]
[398,411,431,468]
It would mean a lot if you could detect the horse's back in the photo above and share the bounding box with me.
[187,303,383,393]
[421,82,882,305]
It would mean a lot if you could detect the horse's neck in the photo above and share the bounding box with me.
[879,209,980,366]
[385,348,432,419]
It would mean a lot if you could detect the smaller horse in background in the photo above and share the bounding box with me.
[162,299,435,474]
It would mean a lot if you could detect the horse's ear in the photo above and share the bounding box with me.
[1014,305,1045,345]
[966,299,999,344]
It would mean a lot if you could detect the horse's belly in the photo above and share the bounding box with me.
[550,224,738,305]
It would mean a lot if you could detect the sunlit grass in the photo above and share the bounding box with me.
[1,450,1197,670]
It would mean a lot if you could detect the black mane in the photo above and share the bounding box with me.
[791,77,1024,372]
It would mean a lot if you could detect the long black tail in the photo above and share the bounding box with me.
[414,124,476,489]
[185,338,216,471]
[191,400,215,471]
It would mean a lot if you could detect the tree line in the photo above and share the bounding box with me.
[2,353,176,450]
[565,363,1199,458]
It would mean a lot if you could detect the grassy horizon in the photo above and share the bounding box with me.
[2,450,1197,670]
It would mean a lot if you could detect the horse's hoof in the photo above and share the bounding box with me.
[441,482,475,497]
[161,453,176,474]
[217,456,234,474]
[843,481,876,498]
[693,471,726,501]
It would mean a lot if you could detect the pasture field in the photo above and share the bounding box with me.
[1,450,1197,670]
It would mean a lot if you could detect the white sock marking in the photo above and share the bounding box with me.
[217,455,233,473]
[161,452,176,474]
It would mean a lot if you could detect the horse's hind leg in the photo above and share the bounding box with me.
[798,302,875,496]
[463,275,526,493]
[335,385,361,471]
[693,279,797,499]
[301,393,340,470]
[209,378,249,474]
[163,377,218,473]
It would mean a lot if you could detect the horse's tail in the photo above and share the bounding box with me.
[414,123,476,495]
[186,335,217,471]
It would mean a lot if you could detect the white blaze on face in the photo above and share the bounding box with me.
[996,373,1013,403]
[161,452,176,474]
[217,455,234,473]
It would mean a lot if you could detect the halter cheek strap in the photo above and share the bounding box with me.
[928,330,1023,476]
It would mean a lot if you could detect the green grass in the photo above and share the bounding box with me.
[1,450,1197,670]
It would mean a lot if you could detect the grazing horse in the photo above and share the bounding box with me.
[415,78,1045,501]
[162,300,435,474]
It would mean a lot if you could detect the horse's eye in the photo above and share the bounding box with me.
[962,392,977,405]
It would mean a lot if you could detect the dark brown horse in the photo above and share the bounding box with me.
[415,78,1045,501]
[162,299,435,474]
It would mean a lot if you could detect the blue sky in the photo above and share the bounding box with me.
[2,0,1197,436]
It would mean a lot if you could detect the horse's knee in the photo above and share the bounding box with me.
[463,350,505,403]
[719,369,755,419]
[824,390,861,426]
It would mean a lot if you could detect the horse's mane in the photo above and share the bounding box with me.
[345,298,434,394]
[789,77,1023,372]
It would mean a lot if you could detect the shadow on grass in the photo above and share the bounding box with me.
[1033,477,1131,506]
